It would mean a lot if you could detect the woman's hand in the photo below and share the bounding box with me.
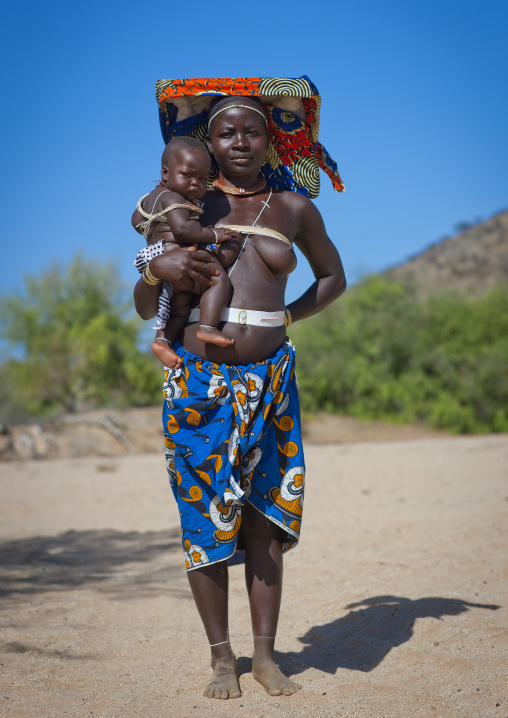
[150,245,219,286]
[133,245,218,320]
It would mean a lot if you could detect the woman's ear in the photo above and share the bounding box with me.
[205,135,213,155]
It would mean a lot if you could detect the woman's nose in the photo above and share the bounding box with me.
[232,132,249,150]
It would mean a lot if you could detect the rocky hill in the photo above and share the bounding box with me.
[383,209,508,299]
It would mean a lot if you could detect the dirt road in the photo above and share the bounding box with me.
[1,435,507,717]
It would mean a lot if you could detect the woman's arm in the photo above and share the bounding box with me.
[133,245,218,320]
[288,196,346,322]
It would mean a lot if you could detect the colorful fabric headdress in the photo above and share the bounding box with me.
[155,76,344,198]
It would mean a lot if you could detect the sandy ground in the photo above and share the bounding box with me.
[1,434,507,718]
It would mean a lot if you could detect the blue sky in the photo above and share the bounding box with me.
[1,0,507,306]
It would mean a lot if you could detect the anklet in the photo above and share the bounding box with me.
[255,635,275,639]
[154,337,172,345]
[199,324,216,329]
[210,628,230,647]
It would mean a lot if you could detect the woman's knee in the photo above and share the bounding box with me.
[241,502,285,545]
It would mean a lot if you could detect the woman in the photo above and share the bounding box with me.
[134,78,346,700]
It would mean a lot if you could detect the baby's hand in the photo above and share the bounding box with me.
[215,227,238,243]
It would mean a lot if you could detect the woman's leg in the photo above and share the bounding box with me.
[186,561,242,700]
[241,501,302,696]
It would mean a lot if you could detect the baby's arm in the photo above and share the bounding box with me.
[162,192,236,245]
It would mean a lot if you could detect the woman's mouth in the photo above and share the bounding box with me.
[230,156,252,165]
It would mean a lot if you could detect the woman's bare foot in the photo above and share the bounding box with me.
[252,637,301,696]
[196,325,235,347]
[203,645,241,700]
[151,340,182,368]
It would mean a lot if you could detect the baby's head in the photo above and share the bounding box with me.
[161,136,211,201]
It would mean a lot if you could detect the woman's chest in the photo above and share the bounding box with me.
[205,193,298,275]
[248,234,297,275]
[203,192,299,241]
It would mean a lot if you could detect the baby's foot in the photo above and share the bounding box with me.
[151,340,183,368]
[203,651,242,700]
[196,326,235,347]
[252,652,301,696]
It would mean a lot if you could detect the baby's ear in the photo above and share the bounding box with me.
[161,166,169,181]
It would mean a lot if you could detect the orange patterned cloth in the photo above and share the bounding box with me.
[155,76,344,198]
[163,338,304,570]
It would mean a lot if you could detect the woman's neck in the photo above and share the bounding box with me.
[214,173,267,197]
[217,172,260,190]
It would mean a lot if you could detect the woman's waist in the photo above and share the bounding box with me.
[189,305,285,327]
[180,323,287,365]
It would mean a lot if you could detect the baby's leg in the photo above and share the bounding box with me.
[152,329,182,368]
[196,260,234,347]
[151,292,193,368]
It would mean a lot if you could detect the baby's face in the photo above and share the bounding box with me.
[163,147,211,201]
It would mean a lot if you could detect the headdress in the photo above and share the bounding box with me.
[155,76,345,198]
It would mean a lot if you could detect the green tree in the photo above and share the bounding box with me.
[290,278,508,433]
[0,256,162,420]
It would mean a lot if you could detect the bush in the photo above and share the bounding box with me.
[290,278,508,434]
[0,256,162,421]
[3,259,506,435]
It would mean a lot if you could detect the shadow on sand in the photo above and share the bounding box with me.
[0,528,190,601]
[273,595,500,676]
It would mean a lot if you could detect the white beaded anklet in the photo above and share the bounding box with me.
[210,629,230,647]
[154,337,172,345]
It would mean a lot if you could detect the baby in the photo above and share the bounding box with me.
[132,136,237,368]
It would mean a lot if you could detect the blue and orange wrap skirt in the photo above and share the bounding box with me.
[162,338,305,570]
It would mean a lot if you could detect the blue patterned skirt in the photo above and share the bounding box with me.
[162,338,305,570]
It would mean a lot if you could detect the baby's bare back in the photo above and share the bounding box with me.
[132,187,198,247]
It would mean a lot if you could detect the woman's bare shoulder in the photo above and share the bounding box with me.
[276,190,322,230]
[278,189,318,212]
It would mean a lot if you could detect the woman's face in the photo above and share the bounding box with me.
[207,106,269,180]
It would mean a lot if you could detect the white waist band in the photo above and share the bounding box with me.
[188,306,285,327]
